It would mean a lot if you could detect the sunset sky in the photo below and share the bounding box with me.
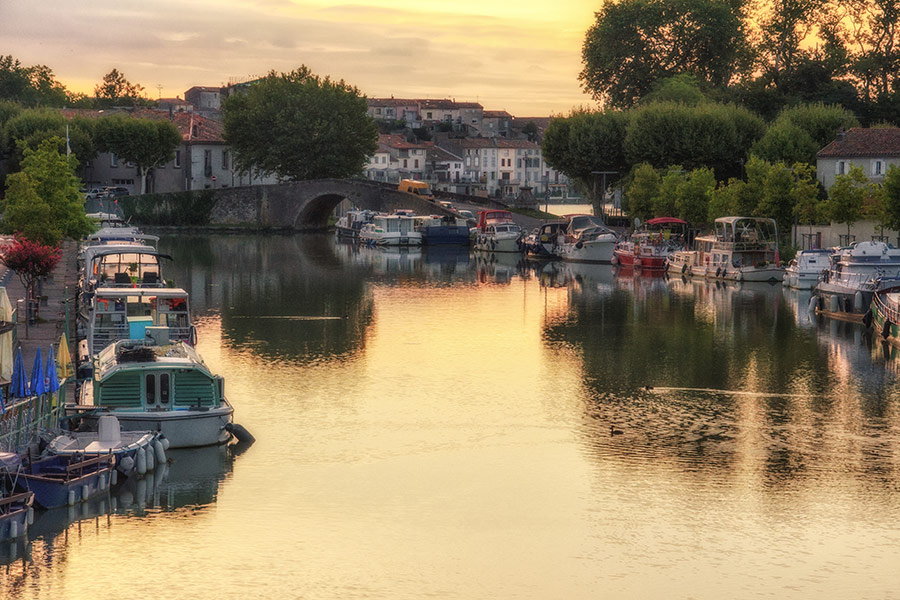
[2,0,599,116]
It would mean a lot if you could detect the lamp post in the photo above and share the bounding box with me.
[591,171,617,223]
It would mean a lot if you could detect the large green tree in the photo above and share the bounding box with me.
[223,66,377,181]
[825,165,871,240]
[2,137,93,245]
[579,0,749,108]
[623,101,764,178]
[624,163,660,221]
[94,115,182,194]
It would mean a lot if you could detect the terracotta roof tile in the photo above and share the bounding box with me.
[817,127,900,158]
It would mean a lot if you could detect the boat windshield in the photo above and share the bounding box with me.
[715,218,777,243]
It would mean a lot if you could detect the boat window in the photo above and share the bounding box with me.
[160,373,170,405]
[146,373,156,405]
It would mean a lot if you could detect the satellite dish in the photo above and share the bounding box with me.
[633,217,642,229]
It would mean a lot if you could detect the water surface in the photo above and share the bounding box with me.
[4,234,900,599]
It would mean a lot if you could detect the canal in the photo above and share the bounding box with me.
[4,233,900,599]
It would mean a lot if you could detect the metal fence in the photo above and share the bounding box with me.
[0,390,65,453]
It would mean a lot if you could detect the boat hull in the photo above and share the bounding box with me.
[78,402,234,449]
[560,239,616,264]
[473,235,521,253]
[20,455,115,509]
[0,492,32,541]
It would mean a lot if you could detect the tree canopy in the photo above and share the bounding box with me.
[94,115,182,194]
[94,68,152,108]
[580,0,748,108]
[2,137,94,245]
[223,66,377,181]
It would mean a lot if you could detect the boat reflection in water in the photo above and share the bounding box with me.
[1,443,242,568]
[473,251,529,285]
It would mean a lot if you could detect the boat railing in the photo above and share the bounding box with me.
[711,240,775,252]
[873,289,900,325]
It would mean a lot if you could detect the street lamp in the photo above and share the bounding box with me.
[591,171,617,223]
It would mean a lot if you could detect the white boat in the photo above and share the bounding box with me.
[80,244,169,294]
[813,240,900,322]
[72,335,234,449]
[667,217,784,282]
[472,222,524,253]
[359,214,423,246]
[49,415,166,479]
[783,249,833,289]
[557,214,617,263]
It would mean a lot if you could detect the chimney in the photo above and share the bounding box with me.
[836,129,846,142]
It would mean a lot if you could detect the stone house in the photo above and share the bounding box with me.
[816,128,900,189]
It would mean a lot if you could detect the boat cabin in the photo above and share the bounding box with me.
[88,287,193,355]
[476,210,515,232]
[90,340,224,412]
[82,246,171,292]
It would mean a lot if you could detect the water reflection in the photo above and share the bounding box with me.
[1,444,239,576]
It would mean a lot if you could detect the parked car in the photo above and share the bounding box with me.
[85,187,107,200]
[105,186,130,197]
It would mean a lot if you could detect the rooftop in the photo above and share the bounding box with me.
[817,127,900,158]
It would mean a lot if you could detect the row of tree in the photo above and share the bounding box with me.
[580,0,900,123]
[0,56,153,109]
[624,157,900,246]
[542,97,859,199]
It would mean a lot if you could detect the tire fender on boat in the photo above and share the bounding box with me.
[136,448,147,476]
[862,309,873,329]
[715,267,721,278]
[610,255,618,266]
[681,263,687,274]
[882,318,891,339]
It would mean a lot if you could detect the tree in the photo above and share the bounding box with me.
[3,108,97,174]
[0,236,61,322]
[675,167,716,225]
[881,165,900,234]
[0,55,68,107]
[579,0,749,108]
[826,165,870,240]
[625,163,660,221]
[522,121,539,142]
[94,115,181,194]
[223,66,377,181]
[750,122,819,164]
[757,0,826,87]
[640,74,708,106]
[2,137,94,245]
[94,68,150,108]
[790,162,823,237]
[654,167,684,217]
[623,101,764,179]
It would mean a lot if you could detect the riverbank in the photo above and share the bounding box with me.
[0,238,78,386]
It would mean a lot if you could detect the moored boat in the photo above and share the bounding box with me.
[335,209,375,239]
[359,214,423,246]
[522,220,566,259]
[557,214,617,264]
[614,217,687,270]
[0,454,33,541]
[871,285,900,343]
[18,453,116,509]
[783,249,833,289]
[814,241,900,322]
[48,415,166,479]
[73,336,234,449]
[415,215,471,245]
[667,217,783,282]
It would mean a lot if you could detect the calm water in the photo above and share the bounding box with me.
[4,234,900,599]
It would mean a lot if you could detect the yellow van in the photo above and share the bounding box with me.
[398,179,435,201]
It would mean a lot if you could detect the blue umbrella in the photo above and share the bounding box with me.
[46,344,59,393]
[10,347,28,398]
[30,346,46,396]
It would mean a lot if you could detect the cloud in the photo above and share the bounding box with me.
[0,0,593,114]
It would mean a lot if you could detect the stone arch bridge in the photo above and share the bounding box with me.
[208,178,474,230]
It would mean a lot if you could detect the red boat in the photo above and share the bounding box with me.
[613,217,687,270]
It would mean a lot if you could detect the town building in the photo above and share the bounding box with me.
[816,128,900,189]
[61,108,276,194]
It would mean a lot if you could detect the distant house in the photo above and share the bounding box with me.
[481,110,512,138]
[816,128,900,189]
[60,108,276,194]
[184,86,223,112]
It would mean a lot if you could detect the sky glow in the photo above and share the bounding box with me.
[1,0,599,115]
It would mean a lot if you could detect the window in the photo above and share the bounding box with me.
[403,159,408,168]
[160,374,170,405]
[222,150,229,170]
[873,159,884,176]
[174,150,181,168]
[204,149,212,177]
[146,374,156,406]
[426,112,433,119]
[414,159,419,168]
[836,161,846,175]
[110,154,119,168]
